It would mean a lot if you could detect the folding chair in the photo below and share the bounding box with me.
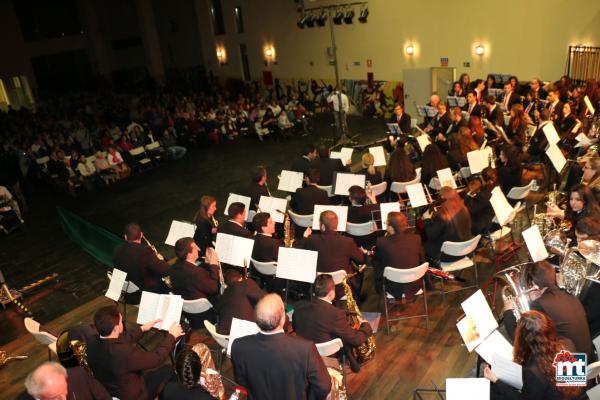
[204,320,230,371]
[24,317,57,361]
[437,235,482,301]
[316,338,347,388]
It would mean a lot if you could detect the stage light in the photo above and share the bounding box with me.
[316,10,327,27]
[305,13,315,28]
[343,8,354,24]
[216,46,227,65]
[358,6,369,23]
[405,45,414,56]
[297,13,308,29]
[332,8,343,24]
[475,44,485,56]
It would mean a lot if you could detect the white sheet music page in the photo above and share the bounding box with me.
[588,382,600,400]
[333,172,366,195]
[542,122,560,145]
[416,134,430,152]
[278,170,304,192]
[329,151,341,160]
[575,133,591,148]
[224,193,251,216]
[446,378,489,400]
[215,233,255,267]
[164,220,197,246]
[467,150,486,174]
[340,147,353,162]
[379,202,400,230]
[258,196,288,223]
[227,318,260,356]
[546,143,567,173]
[160,295,183,331]
[105,268,127,301]
[585,95,596,115]
[489,187,513,226]
[368,146,387,167]
[461,290,498,341]
[406,183,429,208]
[522,224,549,262]
[475,330,514,364]
[276,247,318,283]
[457,315,483,352]
[136,291,161,326]
[312,205,348,231]
[492,353,523,390]
[437,168,456,189]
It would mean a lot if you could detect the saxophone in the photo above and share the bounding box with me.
[341,270,376,364]
[281,209,295,247]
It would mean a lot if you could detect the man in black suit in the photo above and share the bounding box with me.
[546,86,564,122]
[527,109,550,162]
[244,166,269,211]
[484,95,504,125]
[530,78,548,100]
[231,294,331,400]
[501,81,521,112]
[87,306,184,400]
[464,167,497,235]
[215,269,265,335]
[447,106,468,135]
[372,211,426,299]
[218,202,253,238]
[290,144,318,176]
[293,274,373,373]
[313,144,348,186]
[112,222,170,296]
[502,261,592,358]
[23,361,111,400]
[347,185,378,248]
[463,91,482,118]
[169,237,220,328]
[390,103,412,134]
[290,168,329,215]
[251,212,282,262]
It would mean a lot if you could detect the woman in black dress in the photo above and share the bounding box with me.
[161,350,216,400]
[193,195,218,255]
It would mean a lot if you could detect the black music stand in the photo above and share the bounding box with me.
[412,388,445,400]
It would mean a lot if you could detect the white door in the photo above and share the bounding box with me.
[402,68,431,119]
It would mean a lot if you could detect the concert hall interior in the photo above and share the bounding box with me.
[1,1,600,399]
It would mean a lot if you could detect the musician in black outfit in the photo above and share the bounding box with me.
[390,103,411,134]
[463,91,482,118]
[526,109,550,162]
[218,202,253,238]
[169,238,220,328]
[245,166,269,211]
[546,86,564,122]
[290,144,318,176]
[251,212,285,292]
[428,102,451,139]
[313,144,348,186]
[290,168,329,214]
[293,274,373,373]
[502,261,592,359]
[161,350,216,400]
[215,269,266,335]
[347,185,378,248]
[112,222,170,296]
[372,212,426,299]
[464,167,497,235]
[193,195,218,255]
[501,81,521,111]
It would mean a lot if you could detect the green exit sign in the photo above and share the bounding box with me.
[463,61,471,67]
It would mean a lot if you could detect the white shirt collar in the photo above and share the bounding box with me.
[229,219,244,227]
[258,232,272,237]
[260,328,284,335]
[319,297,332,304]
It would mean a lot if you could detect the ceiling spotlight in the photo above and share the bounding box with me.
[305,13,315,28]
[343,8,354,24]
[297,13,308,29]
[333,8,343,24]
[358,6,369,23]
[316,10,327,27]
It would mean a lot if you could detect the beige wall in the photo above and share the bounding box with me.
[196,0,600,83]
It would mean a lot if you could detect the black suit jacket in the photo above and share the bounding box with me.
[290,156,313,176]
[251,233,282,262]
[112,242,170,293]
[372,232,425,297]
[486,105,505,127]
[463,103,482,118]
[302,230,365,273]
[390,113,412,134]
[503,285,592,358]
[161,380,215,400]
[347,204,379,224]
[169,260,220,300]
[431,112,451,136]
[314,158,347,186]
[87,327,175,400]
[291,185,329,215]
[503,92,521,110]
[218,220,253,238]
[215,279,265,335]
[245,182,269,211]
[464,187,495,235]
[293,298,372,347]
[231,332,331,400]
[528,124,549,161]
[193,216,216,254]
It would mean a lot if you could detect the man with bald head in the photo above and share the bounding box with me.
[231,294,331,400]
[23,361,111,400]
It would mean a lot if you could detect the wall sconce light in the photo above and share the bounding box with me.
[216,46,227,65]
[264,45,276,64]
[405,45,414,56]
[475,44,485,56]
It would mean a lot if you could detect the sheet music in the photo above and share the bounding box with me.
[386,123,401,135]
[137,291,161,326]
[416,134,430,152]
[457,315,483,352]
[475,330,514,364]
[490,187,513,226]
[276,247,318,283]
[164,220,197,246]
[136,292,183,330]
[215,233,255,267]
[105,268,127,301]
[161,295,183,331]
[224,193,252,217]
[584,95,596,115]
[332,172,366,195]
[416,105,427,117]
[587,382,600,400]
[461,290,498,343]
[312,205,348,231]
[542,122,560,145]
[330,151,341,159]
[545,144,567,173]
[425,106,437,117]
[437,168,456,189]
[278,170,304,192]
[258,196,288,223]
[522,224,549,262]
[446,378,489,400]
[447,96,458,108]
[227,318,260,356]
[492,353,523,390]
[369,146,387,167]
[379,202,400,230]
[406,183,428,208]
[575,133,592,148]
[467,150,488,174]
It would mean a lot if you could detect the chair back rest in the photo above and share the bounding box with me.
[204,320,230,349]
[594,335,600,357]
[124,280,141,294]
[429,177,441,191]
[129,147,146,156]
[316,338,344,357]
[246,209,257,223]
[440,235,481,257]
[383,262,429,284]
[346,221,376,236]
[288,210,313,228]
[145,141,161,150]
[390,174,421,194]
[25,317,57,345]
[586,361,600,380]
[24,317,41,334]
[369,181,387,196]
[459,167,471,179]
[251,258,277,276]
[182,298,213,314]
[317,269,347,285]
[506,181,534,200]
[316,185,333,197]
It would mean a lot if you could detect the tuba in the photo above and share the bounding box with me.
[341,269,375,364]
[494,263,537,320]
